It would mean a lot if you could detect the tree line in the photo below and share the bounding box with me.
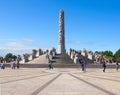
[0,53,21,62]
[95,49,120,62]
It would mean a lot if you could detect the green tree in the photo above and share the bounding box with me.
[4,53,13,62]
[114,49,120,62]
[94,51,101,54]
[94,50,114,62]
[102,51,113,57]
[12,55,17,61]
[0,56,3,60]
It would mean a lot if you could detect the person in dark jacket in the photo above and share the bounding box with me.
[102,60,106,72]
[116,61,119,71]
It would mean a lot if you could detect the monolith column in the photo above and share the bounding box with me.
[58,10,65,55]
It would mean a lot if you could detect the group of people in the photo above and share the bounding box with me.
[78,58,119,72]
[10,60,20,69]
[0,60,20,70]
[101,60,119,72]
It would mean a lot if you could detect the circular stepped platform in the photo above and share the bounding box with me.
[4,54,117,69]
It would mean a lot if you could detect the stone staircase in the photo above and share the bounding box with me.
[52,54,80,68]
[54,54,74,64]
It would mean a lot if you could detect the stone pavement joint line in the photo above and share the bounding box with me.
[82,74,120,83]
[0,71,51,78]
[31,73,62,95]
[69,73,116,95]
[0,73,55,84]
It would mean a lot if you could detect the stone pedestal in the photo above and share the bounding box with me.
[36,48,43,57]
[32,49,37,58]
[87,50,94,60]
[88,54,94,60]
[71,52,74,60]
[74,54,79,64]
[81,49,87,57]
[21,54,29,63]
[67,50,71,56]
[28,54,33,61]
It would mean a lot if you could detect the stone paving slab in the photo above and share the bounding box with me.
[0,68,120,95]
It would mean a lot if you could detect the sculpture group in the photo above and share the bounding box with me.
[19,10,103,64]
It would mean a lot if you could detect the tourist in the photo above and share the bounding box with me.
[116,61,119,71]
[16,60,20,69]
[82,58,86,72]
[1,60,5,69]
[79,58,86,72]
[79,58,84,71]
[10,61,13,69]
[48,60,53,69]
[46,54,50,63]
[11,60,16,69]
[102,60,106,72]
[13,61,16,69]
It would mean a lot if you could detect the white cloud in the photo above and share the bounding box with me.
[4,38,34,49]
[0,48,32,57]
[23,38,34,43]
[0,41,34,57]
[68,41,81,44]
[6,42,26,48]
[0,38,51,57]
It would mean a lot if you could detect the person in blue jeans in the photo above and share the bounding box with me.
[82,58,86,72]
[79,58,86,71]
[1,61,5,69]
[116,61,119,71]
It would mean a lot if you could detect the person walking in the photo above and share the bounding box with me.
[48,56,54,69]
[79,58,86,72]
[82,58,86,72]
[116,61,119,71]
[11,60,16,69]
[102,60,106,72]
[1,60,5,69]
[16,60,20,69]
[79,58,84,71]
[46,54,53,69]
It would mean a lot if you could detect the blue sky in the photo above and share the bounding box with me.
[0,0,120,56]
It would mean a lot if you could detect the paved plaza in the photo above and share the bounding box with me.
[0,68,120,95]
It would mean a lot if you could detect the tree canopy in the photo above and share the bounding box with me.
[95,49,120,62]
[4,53,17,62]
[114,49,120,62]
